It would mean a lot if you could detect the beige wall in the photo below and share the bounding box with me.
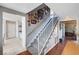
[76,20,79,34]
[61,17,76,33]
[65,23,76,33]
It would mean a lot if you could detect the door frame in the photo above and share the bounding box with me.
[61,20,77,40]
[59,21,65,41]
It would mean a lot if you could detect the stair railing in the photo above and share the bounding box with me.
[27,14,59,55]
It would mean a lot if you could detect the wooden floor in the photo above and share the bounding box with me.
[17,50,32,55]
[47,40,67,55]
[62,40,79,55]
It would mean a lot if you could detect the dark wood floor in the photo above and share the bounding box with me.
[46,40,67,55]
[17,50,32,55]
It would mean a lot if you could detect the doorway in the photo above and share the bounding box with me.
[62,20,76,40]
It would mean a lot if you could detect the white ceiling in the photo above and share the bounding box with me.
[0,3,42,13]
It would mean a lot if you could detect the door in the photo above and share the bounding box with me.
[6,21,16,39]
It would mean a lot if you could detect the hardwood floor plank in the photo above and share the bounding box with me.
[17,50,32,55]
[62,40,79,55]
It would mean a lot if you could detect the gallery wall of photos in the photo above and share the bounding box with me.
[27,4,50,26]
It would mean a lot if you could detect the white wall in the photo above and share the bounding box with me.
[46,3,79,19]
[22,17,26,48]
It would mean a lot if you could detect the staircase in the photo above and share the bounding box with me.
[26,14,59,55]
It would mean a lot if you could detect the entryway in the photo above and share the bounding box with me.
[3,12,26,55]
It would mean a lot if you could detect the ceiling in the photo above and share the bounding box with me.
[0,3,56,14]
[0,3,42,14]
